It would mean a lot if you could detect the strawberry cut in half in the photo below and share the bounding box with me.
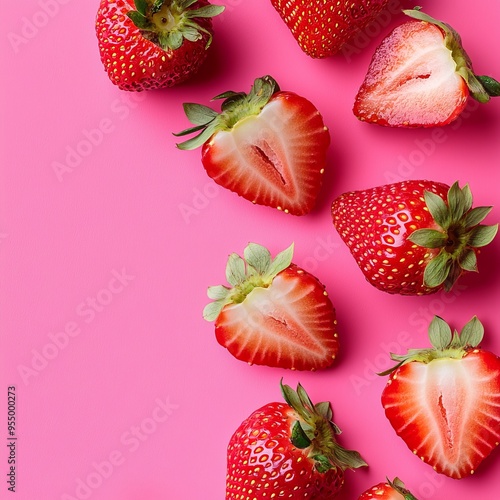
[203,243,339,371]
[226,381,367,499]
[175,76,330,216]
[354,8,500,127]
[331,180,498,295]
[380,316,500,479]
[96,0,224,91]
[358,477,418,500]
[270,0,391,58]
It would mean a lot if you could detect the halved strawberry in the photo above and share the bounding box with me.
[270,0,391,58]
[203,243,339,371]
[96,0,224,91]
[358,477,418,500]
[354,8,500,127]
[226,381,367,499]
[175,76,330,216]
[380,316,500,479]
[331,180,498,295]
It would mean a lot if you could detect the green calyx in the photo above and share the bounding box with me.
[403,7,500,103]
[379,315,484,376]
[203,242,294,321]
[127,0,224,51]
[174,75,280,150]
[406,181,498,291]
[281,381,368,473]
[387,477,419,500]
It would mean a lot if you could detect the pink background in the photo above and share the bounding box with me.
[1,0,500,498]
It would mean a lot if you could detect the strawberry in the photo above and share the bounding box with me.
[358,477,418,500]
[96,0,224,91]
[203,243,339,371]
[269,0,391,58]
[354,8,500,127]
[331,180,498,295]
[175,76,330,216]
[226,381,367,499]
[380,316,500,479]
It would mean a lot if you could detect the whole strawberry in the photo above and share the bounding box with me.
[226,381,367,499]
[354,8,500,127]
[96,0,224,91]
[203,243,339,371]
[270,0,391,58]
[175,76,330,215]
[331,180,497,295]
[359,477,418,500]
[380,316,500,479]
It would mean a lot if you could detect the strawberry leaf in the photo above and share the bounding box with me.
[243,243,271,275]
[280,382,311,421]
[447,182,468,220]
[428,316,452,349]
[312,454,333,473]
[464,206,493,227]
[476,75,500,97]
[459,249,477,272]
[127,11,155,31]
[134,0,148,16]
[207,285,230,300]
[264,243,294,280]
[291,420,312,449]
[460,316,484,347]
[202,300,224,321]
[176,122,217,150]
[161,30,183,50]
[424,251,452,288]
[182,103,218,126]
[172,124,206,137]
[225,253,246,286]
[469,224,499,247]
[407,229,447,248]
[424,190,449,228]
[185,5,225,18]
[388,477,418,500]
[297,383,315,412]
[331,444,368,470]
[314,402,333,422]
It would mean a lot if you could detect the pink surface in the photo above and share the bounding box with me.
[1,1,500,499]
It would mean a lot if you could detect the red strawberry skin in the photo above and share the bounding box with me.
[354,20,469,126]
[382,349,500,478]
[96,0,214,91]
[226,402,344,499]
[270,0,390,58]
[332,180,449,295]
[215,264,339,371]
[201,91,330,216]
[358,482,404,500]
